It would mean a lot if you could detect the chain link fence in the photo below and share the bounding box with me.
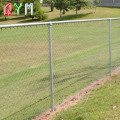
[0,18,120,120]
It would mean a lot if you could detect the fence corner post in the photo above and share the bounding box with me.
[109,18,112,76]
[48,22,54,111]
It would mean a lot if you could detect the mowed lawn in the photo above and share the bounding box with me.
[1,16,120,119]
[43,7,120,21]
[53,72,120,120]
[0,7,120,25]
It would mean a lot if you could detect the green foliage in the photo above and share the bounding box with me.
[63,9,66,14]
[46,0,56,11]
[20,0,47,20]
[55,0,70,11]
[35,8,48,20]
[0,3,3,16]
[94,0,100,13]
[0,3,8,20]
[12,4,16,13]
[70,0,93,16]
[94,0,100,5]
[55,0,70,18]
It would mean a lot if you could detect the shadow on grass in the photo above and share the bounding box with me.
[48,12,93,21]
[0,12,93,24]
[17,19,41,23]
[16,12,93,23]
[0,16,28,22]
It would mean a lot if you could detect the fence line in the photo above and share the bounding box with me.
[0,17,120,28]
[49,18,113,111]
[1,17,120,119]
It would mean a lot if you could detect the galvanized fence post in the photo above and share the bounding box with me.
[109,19,112,76]
[48,22,54,111]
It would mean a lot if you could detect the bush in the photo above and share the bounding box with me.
[0,3,3,16]
[35,8,48,20]
[12,4,16,13]
[20,0,47,20]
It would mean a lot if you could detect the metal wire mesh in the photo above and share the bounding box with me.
[0,25,51,120]
[0,18,120,119]
[111,19,120,71]
[52,20,110,105]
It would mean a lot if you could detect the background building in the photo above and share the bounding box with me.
[97,0,120,7]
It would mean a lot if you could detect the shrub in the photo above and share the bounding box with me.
[0,3,3,16]
[20,0,47,20]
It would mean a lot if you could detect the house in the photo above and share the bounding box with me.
[96,0,120,7]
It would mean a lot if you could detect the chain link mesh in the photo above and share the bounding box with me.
[0,25,50,120]
[111,19,120,71]
[52,20,110,105]
[0,18,120,119]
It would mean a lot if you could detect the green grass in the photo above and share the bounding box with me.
[53,73,120,120]
[1,12,120,120]
[42,7,120,21]
[0,7,120,24]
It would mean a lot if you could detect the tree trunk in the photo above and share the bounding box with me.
[94,7,96,13]
[32,16,34,21]
[60,9,62,19]
[76,7,78,16]
[50,4,54,12]
[4,16,7,20]
[51,7,53,12]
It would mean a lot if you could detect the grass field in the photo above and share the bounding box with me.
[53,72,120,120]
[1,19,120,120]
[42,7,120,21]
[1,7,120,120]
[0,7,120,25]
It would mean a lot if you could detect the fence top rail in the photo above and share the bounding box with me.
[0,17,120,28]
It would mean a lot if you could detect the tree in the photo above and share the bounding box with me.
[94,0,100,13]
[46,0,56,12]
[55,0,70,19]
[0,2,15,20]
[70,0,93,16]
[0,3,3,16]
[94,0,100,5]
[20,0,47,20]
